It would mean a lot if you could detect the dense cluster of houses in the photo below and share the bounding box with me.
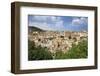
[28,31,87,53]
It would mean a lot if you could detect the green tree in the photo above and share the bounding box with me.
[54,50,63,59]
[28,39,35,50]
[53,40,88,59]
[28,40,53,60]
[64,40,88,59]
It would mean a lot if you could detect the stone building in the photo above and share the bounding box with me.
[28,31,87,53]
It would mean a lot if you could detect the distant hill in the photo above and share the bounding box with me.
[28,26,44,32]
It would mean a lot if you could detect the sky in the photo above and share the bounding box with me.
[28,15,88,31]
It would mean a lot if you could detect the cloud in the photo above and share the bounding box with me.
[29,15,64,31]
[80,17,88,24]
[29,22,53,30]
[30,15,62,22]
[55,20,64,29]
[72,17,88,26]
[32,16,49,21]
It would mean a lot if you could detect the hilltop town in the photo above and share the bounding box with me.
[28,30,88,53]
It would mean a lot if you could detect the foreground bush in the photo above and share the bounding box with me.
[54,40,88,59]
[28,40,53,60]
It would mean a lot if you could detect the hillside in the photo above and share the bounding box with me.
[28,26,44,32]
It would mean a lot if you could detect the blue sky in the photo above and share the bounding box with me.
[28,15,88,31]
